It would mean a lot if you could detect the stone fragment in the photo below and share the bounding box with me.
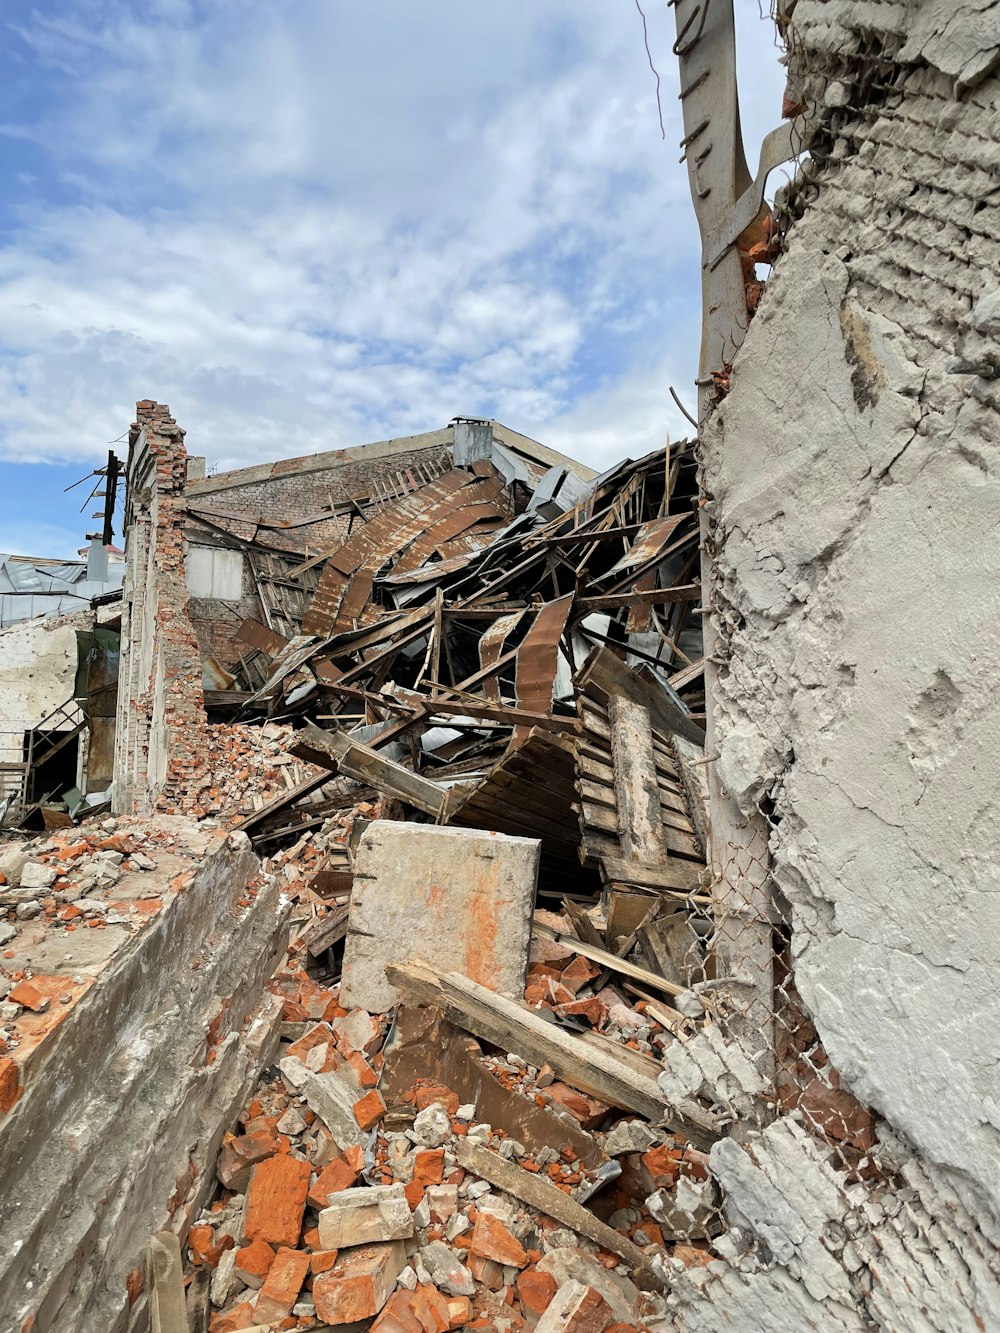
[279,1055,368,1150]
[318,1182,414,1249]
[334,1008,382,1055]
[537,1250,640,1323]
[312,1240,407,1324]
[243,1154,311,1248]
[252,1247,311,1323]
[210,1248,238,1307]
[412,1103,451,1147]
[340,823,539,1012]
[19,862,57,890]
[533,1280,613,1333]
[603,1119,659,1157]
[0,924,15,947]
[425,1185,459,1224]
[418,1242,476,1297]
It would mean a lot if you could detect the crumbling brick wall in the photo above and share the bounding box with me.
[114,402,209,815]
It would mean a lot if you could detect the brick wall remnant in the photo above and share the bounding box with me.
[113,401,209,815]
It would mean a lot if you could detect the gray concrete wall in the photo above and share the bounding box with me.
[667,1,1000,1326]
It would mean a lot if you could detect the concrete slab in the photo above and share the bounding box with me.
[340,822,539,1013]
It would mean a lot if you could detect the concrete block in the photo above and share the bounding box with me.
[340,822,539,1013]
[318,1182,414,1249]
[312,1240,407,1324]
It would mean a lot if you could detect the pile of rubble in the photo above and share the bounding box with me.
[184,941,715,1333]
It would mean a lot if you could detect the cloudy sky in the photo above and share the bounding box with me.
[0,1,786,557]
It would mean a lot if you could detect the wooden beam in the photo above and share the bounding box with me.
[386,959,719,1148]
[455,1141,651,1273]
[292,722,446,818]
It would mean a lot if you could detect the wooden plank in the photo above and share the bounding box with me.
[386,960,719,1148]
[235,770,331,835]
[304,903,351,957]
[561,897,605,949]
[609,694,668,865]
[147,1233,188,1333]
[235,616,289,658]
[533,922,700,1003]
[455,1141,651,1273]
[292,722,446,818]
[576,776,695,831]
[600,854,705,894]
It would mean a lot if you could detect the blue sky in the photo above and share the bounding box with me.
[0,1,787,558]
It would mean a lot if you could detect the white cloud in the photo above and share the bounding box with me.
[0,1,787,480]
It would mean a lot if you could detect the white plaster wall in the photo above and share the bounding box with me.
[0,616,81,763]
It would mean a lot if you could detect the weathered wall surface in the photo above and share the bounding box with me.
[0,613,81,763]
[670,1,1000,1327]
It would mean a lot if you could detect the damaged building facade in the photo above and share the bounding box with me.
[0,1,999,1330]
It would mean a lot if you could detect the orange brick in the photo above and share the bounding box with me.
[353,1088,387,1131]
[403,1181,425,1210]
[0,1058,21,1114]
[469,1211,528,1269]
[243,1155,311,1248]
[253,1247,311,1324]
[673,1242,714,1267]
[517,1269,557,1315]
[310,1249,340,1276]
[9,980,48,1013]
[446,1295,472,1328]
[412,1149,445,1187]
[313,1242,405,1323]
[187,1223,216,1266]
[233,1237,274,1289]
[209,1301,257,1332]
[308,1157,359,1208]
[413,1083,459,1116]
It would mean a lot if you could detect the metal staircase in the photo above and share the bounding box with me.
[0,697,87,827]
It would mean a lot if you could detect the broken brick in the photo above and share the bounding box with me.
[312,1240,407,1324]
[252,1247,310,1324]
[353,1087,387,1130]
[469,1211,528,1269]
[243,1154,310,1248]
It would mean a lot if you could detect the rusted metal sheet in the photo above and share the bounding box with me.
[603,514,689,578]
[304,470,502,634]
[514,593,573,713]
[235,616,289,659]
[478,610,527,702]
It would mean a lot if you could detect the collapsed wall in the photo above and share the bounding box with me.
[0,822,288,1333]
[671,1,1000,1327]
